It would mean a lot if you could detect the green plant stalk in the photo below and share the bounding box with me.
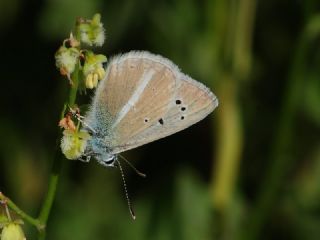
[233,0,256,80]
[0,65,79,239]
[1,15,104,239]
[0,64,79,235]
[0,192,43,229]
[211,0,255,211]
[37,63,80,240]
[206,1,256,239]
[241,18,319,240]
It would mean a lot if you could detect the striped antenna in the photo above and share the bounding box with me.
[119,154,146,178]
[116,159,136,220]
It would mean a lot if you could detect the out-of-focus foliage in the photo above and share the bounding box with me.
[39,0,103,40]
[0,0,320,239]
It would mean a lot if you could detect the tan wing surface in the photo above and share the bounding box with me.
[87,51,218,154]
[111,66,218,154]
[86,51,178,145]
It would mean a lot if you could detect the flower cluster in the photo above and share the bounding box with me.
[54,13,107,89]
[55,45,80,82]
[59,111,91,160]
[55,14,107,161]
[78,13,106,47]
[83,51,107,89]
[60,129,91,160]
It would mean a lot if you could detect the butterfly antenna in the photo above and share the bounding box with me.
[116,159,136,220]
[119,154,146,178]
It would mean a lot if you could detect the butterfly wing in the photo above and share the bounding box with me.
[85,51,218,154]
[85,51,178,144]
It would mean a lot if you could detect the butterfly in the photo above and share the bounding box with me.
[80,51,219,167]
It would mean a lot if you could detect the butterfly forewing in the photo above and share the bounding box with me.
[86,52,180,147]
[111,58,178,143]
[86,54,157,137]
[92,51,219,154]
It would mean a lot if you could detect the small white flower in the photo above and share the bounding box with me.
[83,52,107,89]
[80,30,91,46]
[61,130,90,160]
[1,223,26,240]
[55,46,80,79]
[93,27,105,46]
[85,74,94,89]
[79,14,106,47]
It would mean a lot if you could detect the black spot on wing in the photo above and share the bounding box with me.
[158,118,164,125]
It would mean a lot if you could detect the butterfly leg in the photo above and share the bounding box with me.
[78,155,91,163]
[68,106,97,135]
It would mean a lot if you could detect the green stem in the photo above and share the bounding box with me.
[0,192,43,230]
[68,68,79,107]
[0,58,80,240]
[37,63,80,240]
[1,16,88,239]
[232,0,256,80]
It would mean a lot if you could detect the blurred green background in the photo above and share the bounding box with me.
[1,0,320,239]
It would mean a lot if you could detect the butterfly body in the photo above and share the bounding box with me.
[82,51,218,167]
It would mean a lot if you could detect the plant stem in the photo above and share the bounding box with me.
[0,56,80,240]
[0,192,43,229]
[37,63,80,240]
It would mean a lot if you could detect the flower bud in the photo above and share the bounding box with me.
[79,13,105,46]
[59,115,76,131]
[55,46,80,79]
[96,67,105,80]
[85,74,94,89]
[92,73,99,87]
[83,52,107,89]
[1,223,25,240]
[61,130,91,160]
[68,33,80,48]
